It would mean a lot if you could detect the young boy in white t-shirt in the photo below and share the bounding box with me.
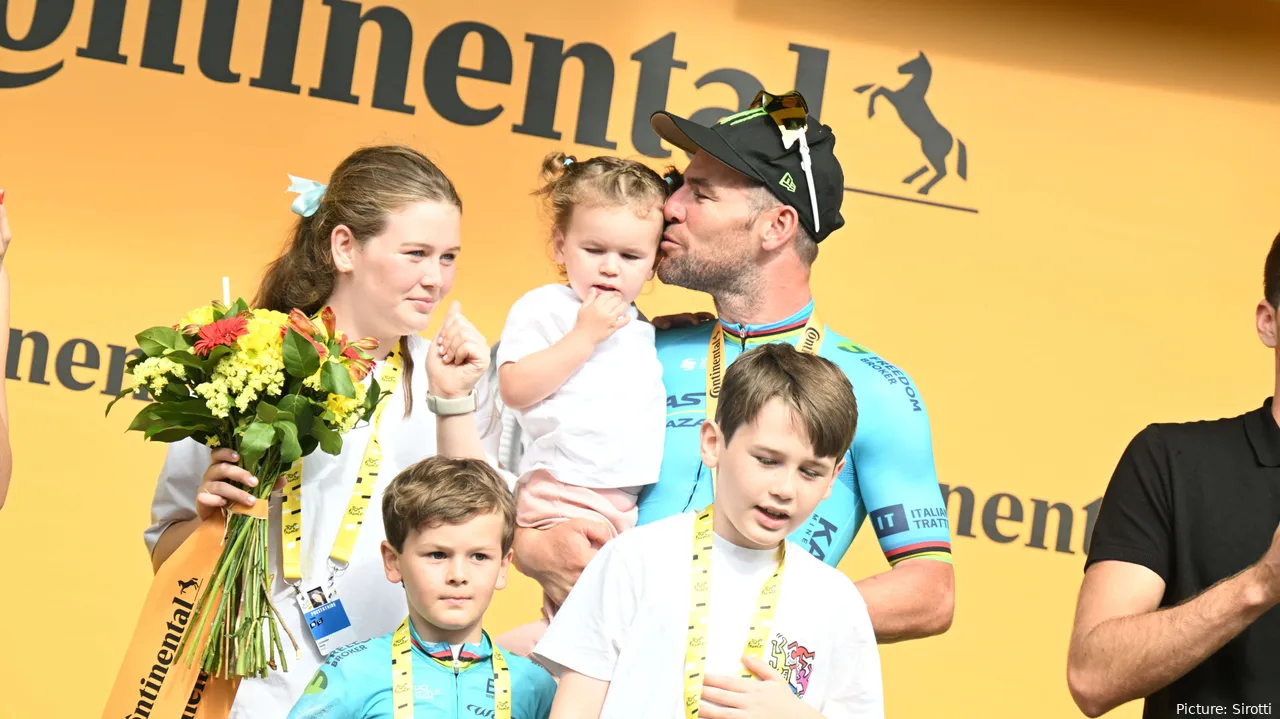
[532,343,884,719]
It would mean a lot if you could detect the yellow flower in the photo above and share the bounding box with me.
[325,381,368,432]
[178,305,217,329]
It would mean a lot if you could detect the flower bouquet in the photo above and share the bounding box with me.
[107,299,385,679]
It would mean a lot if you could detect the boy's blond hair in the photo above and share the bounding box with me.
[381,456,516,553]
[717,343,858,459]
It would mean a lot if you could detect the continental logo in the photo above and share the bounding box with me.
[708,338,724,400]
[125,581,200,719]
[798,327,822,353]
[941,482,1103,555]
[853,52,977,214]
[5,327,148,401]
[2,3,831,162]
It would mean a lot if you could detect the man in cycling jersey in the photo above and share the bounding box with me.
[511,90,954,643]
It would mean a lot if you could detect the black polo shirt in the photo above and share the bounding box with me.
[1086,399,1280,714]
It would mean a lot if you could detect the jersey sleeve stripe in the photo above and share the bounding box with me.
[885,541,953,565]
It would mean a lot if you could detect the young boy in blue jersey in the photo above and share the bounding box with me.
[533,344,883,718]
[287,456,556,719]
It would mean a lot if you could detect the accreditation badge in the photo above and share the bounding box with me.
[299,586,356,655]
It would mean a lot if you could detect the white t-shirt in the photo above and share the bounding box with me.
[532,512,884,719]
[144,334,507,718]
[495,283,665,490]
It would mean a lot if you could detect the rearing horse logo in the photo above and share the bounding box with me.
[856,52,967,196]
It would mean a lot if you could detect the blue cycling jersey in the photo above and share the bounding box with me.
[286,625,556,719]
[637,300,952,568]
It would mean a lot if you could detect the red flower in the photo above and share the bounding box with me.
[320,306,337,339]
[285,308,328,359]
[341,344,375,382]
[193,316,249,356]
[287,309,319,338]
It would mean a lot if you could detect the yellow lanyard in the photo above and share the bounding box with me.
[705,311,824,489]
[392,617,511,719]
[280,351,403,584]
[683,505,785,719]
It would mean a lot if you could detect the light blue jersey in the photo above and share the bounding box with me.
[637,301,952,567]
[286,624,556,719]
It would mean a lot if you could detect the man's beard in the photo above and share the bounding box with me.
[656,245,755,298]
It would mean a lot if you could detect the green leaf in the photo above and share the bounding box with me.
[239,421,277,471]
[276,422,301,464]
[145,426,194,443]
[127,405,164,432]
[276,395,315,437]
[105,387,134,417]
[311,422,342,455]
[198,345,232,375]
[360,376,382,421]
[298,434,319,457]
[320,360,356,398]
[283,330,321,378]
[147,400,210,423]
[228,298,249,317]
[166,350,205,370]
[158,382,192,402]
[137,327,185,356]
[294,402,315,438]
[256,402,278,424]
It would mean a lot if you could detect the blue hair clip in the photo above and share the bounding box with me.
[664,175,674,186]
[562,157,574,167]
[286,174,328,217]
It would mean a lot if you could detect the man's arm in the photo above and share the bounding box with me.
[1067,535,1280,718]
[548,671,609,719]
[853,558,954,642]
[512,520,612,607]
[843,360,954,641]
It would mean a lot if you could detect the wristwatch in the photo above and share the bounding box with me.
[426,389,477,416]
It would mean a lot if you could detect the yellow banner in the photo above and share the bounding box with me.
[3,2,1280,718]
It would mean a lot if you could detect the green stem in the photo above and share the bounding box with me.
[174,443,290,680]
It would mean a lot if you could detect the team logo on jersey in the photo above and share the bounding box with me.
[769,633,816,698]
[837,340,870,354]
[304,669,328,695]
[680,358,697,371]
[869,504,910,538]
